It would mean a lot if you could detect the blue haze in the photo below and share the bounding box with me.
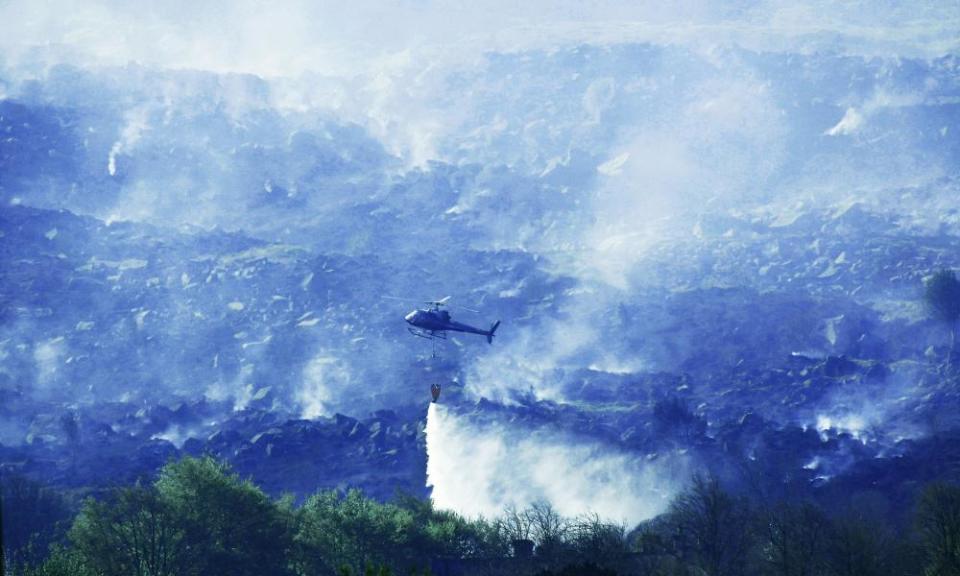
[1,1,960,521]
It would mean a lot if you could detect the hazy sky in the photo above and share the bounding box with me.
[2,0,958,78]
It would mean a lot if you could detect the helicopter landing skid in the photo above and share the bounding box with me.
[408,328,446,358]
[407,328,446,340]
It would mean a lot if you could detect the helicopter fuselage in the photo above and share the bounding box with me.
[405,308,500,343]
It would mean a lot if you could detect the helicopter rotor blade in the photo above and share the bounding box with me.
[382,295,423,303]
[426,297,479,313]
[385,295,481,313]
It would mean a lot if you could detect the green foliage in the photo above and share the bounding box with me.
[293,488,513,575]
[153,456,294,576]
[422,507,510,558]
[58,457,292,576]
[69,485,184,576]
[19,546,95,576]
[296,489,414,576]
[11,456,960,576]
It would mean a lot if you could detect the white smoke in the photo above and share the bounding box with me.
[585,69,788,288]
[107,105,151,177]
[808,361,934,446]
[425,403,689,524]
[298,354,351,419]
[33,336,66,395]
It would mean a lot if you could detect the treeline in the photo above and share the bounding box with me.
[636,476,960,576]
[4,457,960,576]
[5,457,490,576]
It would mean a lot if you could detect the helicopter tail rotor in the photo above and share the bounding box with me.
[486,320,501,344]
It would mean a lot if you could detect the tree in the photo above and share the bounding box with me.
[758,502,828,576]
[502,503,534,543]
[295,489,415,576]
[824,513,892,576]
[527,501,570,559]
[423,507,508,559]
[66,458,296,576]
[665,475,755,576]
[154,457,293,576]
[1,475,73,568]
[19,546,95,576]
[69,486,184,576]
[567,513,627,566]
[924,269,960,365]
[915,483,960,576]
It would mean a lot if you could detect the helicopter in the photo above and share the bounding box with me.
[403,297,501,343]
[385,296,499,402]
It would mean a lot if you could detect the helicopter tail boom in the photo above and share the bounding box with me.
[486,320,501,344]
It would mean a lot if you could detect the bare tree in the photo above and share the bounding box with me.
[568,513,627,565]
[759,501,828,576]
[666,475,755,576]
[501,504,533,542]
[527,500,569,557]
[916,483,960,576]
[825,514,892,576]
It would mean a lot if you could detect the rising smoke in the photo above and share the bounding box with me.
[2,0,958,519]
[425,403,689,523]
